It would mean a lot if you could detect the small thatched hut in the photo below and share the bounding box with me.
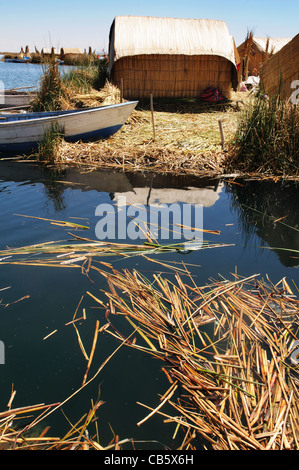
[60,47,82,60]
[237,37,291,77]
[108,16,239,100]
[41,47,59,59]
[261,34,299,100]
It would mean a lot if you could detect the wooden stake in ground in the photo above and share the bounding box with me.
[120,78,123,103]
[218,119,225,147]
[150,93,155,141]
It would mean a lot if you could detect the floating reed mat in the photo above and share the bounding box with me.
[97,268,299,450]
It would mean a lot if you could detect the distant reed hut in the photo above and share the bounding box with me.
[237,37,291,77]
[41,47,59,58]
[60,47,83,61]
[108,16,239,100]
[41,47,59,60]
[261,34,299,100]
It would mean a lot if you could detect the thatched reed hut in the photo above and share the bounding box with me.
[41,47,60,58]
[60,47,84,65]
[237,37,291,77]
[261,34,299,100]
[108,16,239,100]
[60,47,82,60]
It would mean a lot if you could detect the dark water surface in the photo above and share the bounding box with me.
[0,159,298,448]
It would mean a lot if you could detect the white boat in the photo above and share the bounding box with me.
[0,92,34,109]
[0,101,137,155]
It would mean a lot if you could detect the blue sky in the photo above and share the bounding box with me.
[0,0,298,53]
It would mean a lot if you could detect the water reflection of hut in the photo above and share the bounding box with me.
[108,16,239,100]
[0,160,223,214]
[237,37,291,77]
[261,34,299,100]
[114,184,224,208]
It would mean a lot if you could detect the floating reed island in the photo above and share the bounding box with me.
[18,56,296,179]
[31,82,298,179]
[53,103,241,177]
[38,84,298,179]
[30,74,245,177]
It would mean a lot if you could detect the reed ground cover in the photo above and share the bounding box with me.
[31,78,244,176]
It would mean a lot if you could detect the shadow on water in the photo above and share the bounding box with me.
[226,179,299,268]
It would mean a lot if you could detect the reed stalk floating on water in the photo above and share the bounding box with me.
[0,214,232,268]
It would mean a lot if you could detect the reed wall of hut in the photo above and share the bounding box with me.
[108,16,239,100]
[261,34,299,100]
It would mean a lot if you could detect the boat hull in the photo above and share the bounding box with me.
[0,101,137,155]
[4,58,30,63]
[0,93,34,108]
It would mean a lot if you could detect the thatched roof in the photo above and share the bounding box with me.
[109,16,238,73]
[41,47,59,55]
[60,48,82,55]
[241,37,291,54]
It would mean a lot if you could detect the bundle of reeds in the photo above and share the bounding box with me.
[69,80,121,108]
[30,61,74,112]
[97,267,299,450]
